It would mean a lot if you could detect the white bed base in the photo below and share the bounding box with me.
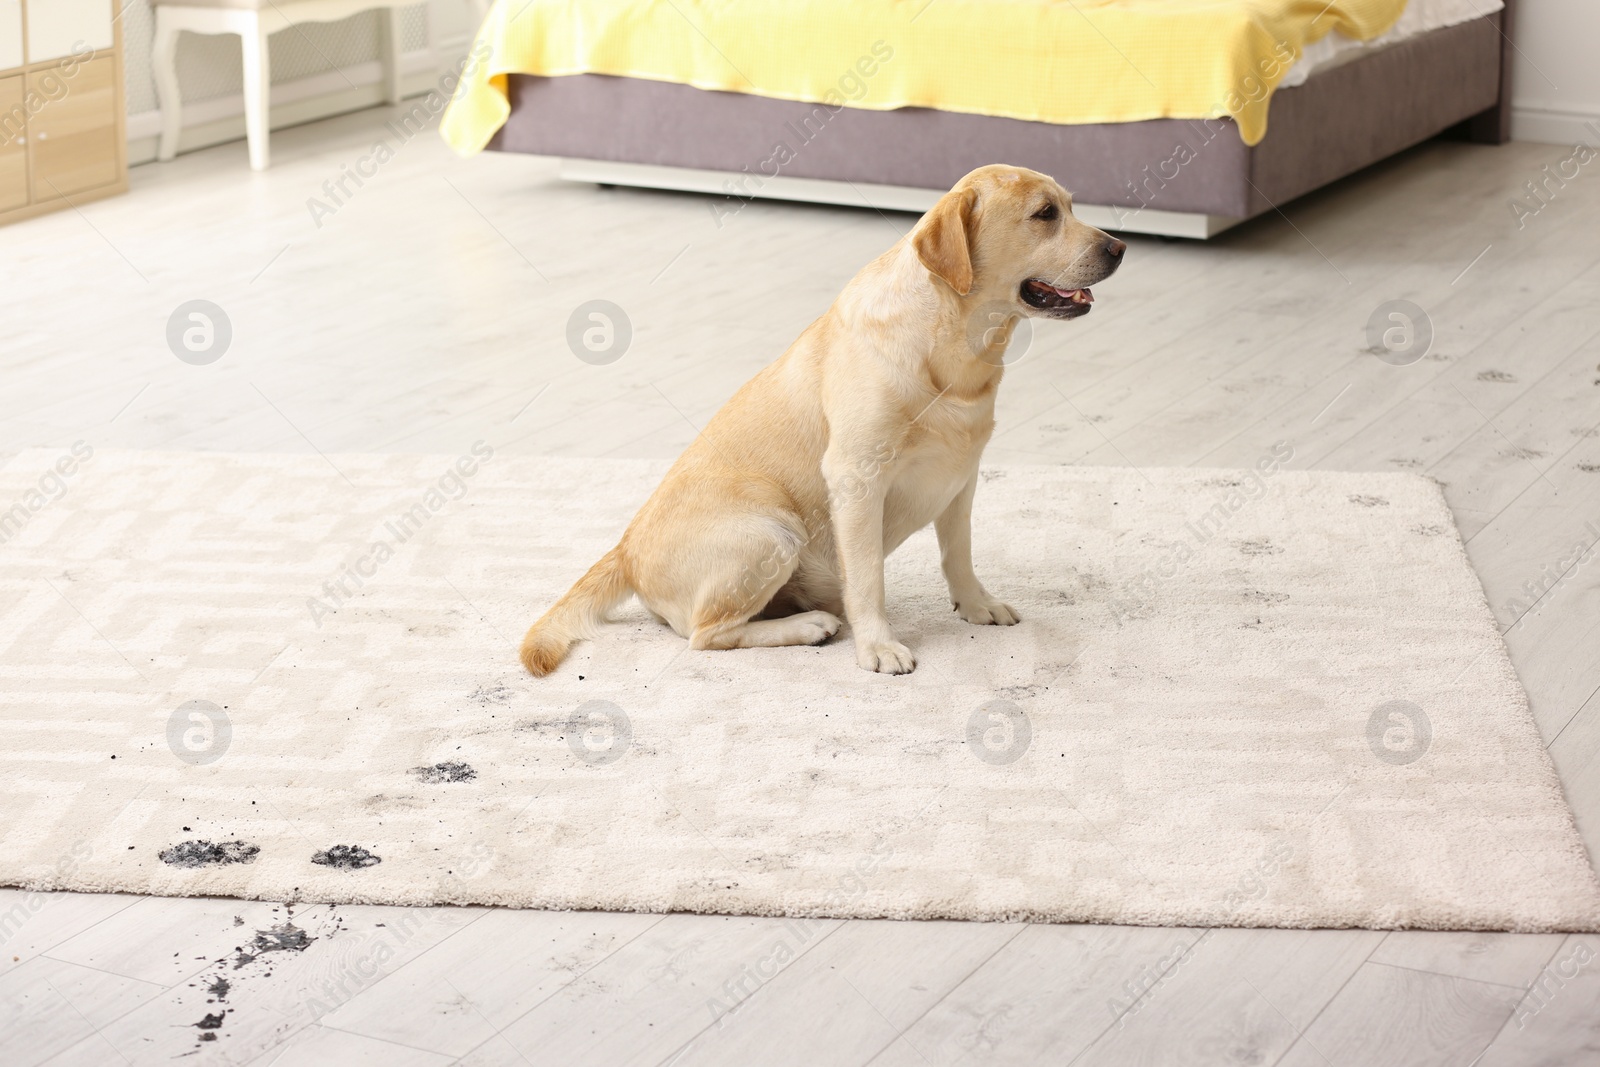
[559,159,1244,240]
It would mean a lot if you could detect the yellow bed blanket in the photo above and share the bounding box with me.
[440,0,1409,154]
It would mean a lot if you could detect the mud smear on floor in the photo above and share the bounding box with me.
[158,839,261,868]
[413,761,476,784]
[193,1010,226,1042]
[181,907,319,1055]
[234,922,314,969]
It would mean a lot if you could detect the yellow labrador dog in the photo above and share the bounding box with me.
[522,164,1124,676]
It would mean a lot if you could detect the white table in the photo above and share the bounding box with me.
[150,0,419,171]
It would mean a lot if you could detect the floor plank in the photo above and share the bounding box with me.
[1272,962,1523,1067]
[318,909,661,1056]
[0,955,165,1067]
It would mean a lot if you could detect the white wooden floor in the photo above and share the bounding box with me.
[2,102,1599,1066]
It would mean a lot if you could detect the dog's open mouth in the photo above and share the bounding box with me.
[1020,279,1093,318]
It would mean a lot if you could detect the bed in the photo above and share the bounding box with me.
[442,0,1514,239]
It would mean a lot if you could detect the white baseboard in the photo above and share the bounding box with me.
[1511,105,1600,146]
[126,48,452,166]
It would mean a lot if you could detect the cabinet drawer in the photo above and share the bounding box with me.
[28,54,117,198]
[0,74,24,210]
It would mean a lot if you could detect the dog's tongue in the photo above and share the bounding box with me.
[1029,280,1093,304]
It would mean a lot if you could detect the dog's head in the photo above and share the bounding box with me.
[911,164,1124,321]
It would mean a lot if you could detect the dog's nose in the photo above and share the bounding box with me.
[1104,238,1127,259]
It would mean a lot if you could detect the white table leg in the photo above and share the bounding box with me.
[152,11,183,162]
[240,16,271,171]
[378,6,403,106]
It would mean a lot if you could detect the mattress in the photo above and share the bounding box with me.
[1286,0,1505,86]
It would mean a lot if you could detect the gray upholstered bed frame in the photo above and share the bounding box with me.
[487,4,1514,238]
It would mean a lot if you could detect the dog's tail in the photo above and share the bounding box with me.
[520,546,633,677]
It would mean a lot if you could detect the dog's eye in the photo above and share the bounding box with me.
[1032,203,1058,221]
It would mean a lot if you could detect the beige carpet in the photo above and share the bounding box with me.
[2,447,1597,932]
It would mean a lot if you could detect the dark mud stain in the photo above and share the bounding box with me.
[1501,446,1547,460]
[514,716,568,736]
[979,469,1007,481]
[234,922,314,969]
[1477,369,1517,383]
[408,623,456,637]
[413,760,477,784]
[1243,590,1290,604]
[191,1008,227,1045]
[1577,463,1600,473]
[1049,568,1110,606]
[312,844,382,870]
[1348,494,1388,507]
[1202,476,1246,489]
[181,907,318,1052]
[1412,523,1449,537]
[470,682,517,704]
[159,839,261,869]
[1235,538,1283,557]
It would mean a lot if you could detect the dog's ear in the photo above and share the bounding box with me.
[913,187,975,296]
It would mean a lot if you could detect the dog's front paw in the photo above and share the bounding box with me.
[857,640,916,675]
[955,599,1021,626]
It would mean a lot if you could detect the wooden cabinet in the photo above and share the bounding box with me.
[28,55,119,197]
[0,75,25,210]
[0,1,125,227]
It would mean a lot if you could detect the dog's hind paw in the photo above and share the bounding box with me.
[858,640,916,675]
[792,611,842,645]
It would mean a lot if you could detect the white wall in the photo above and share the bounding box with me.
[123,0,478,164]
[1512,0,1600,144]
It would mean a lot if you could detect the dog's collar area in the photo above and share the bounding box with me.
[1020,279,1093,317]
